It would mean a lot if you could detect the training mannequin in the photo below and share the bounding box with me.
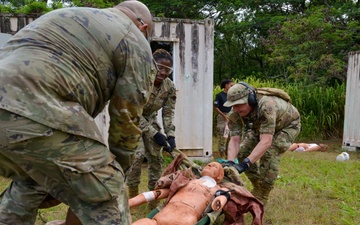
[288,143,328,152]
[130,162,229,225]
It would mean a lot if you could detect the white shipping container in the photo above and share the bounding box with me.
[342,51,360,151]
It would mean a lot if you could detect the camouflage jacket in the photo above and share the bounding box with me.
[140,78,176,138]
[228,95,300,137]
[0,7,157,153]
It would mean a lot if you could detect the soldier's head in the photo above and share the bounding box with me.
[115,0,153,43]
[153,49,173,85]
[224,82,258,117]
[201,162,224,183]
[220,79,234,92]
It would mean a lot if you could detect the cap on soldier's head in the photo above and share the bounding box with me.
[223,83,252,107]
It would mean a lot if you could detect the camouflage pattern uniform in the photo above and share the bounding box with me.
[126,78,176,191]
[228,93,301,203]
[216,113,230,155]
[0,7,156,225]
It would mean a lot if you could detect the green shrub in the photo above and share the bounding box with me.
[71,0,114,8]
[15,1,51,14]
[0,4,15,13]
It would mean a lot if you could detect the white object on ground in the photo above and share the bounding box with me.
[336,152,350,161]
[342,152,350,160]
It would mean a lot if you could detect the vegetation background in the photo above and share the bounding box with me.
[0,0,359,224]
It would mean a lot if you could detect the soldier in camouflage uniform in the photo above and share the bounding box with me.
[0,1,156,224]
[222,82,301,204]
[126,49,176,199]
[50,49,176,224]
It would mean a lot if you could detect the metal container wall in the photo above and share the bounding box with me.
[343,51,360,151]
[151,18,214,158]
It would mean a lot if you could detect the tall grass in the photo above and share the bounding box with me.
[213,77,345,140]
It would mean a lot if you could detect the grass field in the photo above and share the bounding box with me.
[0,139,359,225]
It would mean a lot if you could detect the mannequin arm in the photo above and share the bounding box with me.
[129,188,170,208]
[211,195,229,212]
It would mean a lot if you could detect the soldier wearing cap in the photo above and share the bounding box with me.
[222,82,301,204]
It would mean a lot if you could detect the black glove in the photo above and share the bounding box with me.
[167,136,176,152]
[153,132,168,147]
[221,160,249,174]
[153,132,172,153]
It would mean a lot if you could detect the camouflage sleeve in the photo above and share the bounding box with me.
[139,114,159,138]
[228,111,243,137]
[107,37,156,171]
[162,83,176,137]
[258,97,277,135]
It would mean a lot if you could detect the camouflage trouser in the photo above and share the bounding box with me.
[126,133,163,191]
[216,113,230,155]
[0,109,131,225]
[237,119,301,203]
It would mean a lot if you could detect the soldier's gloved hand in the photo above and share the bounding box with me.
[167,136,176,152]
[221,160,249,174]
[153,132,169,147]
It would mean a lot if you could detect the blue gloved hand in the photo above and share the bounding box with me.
[167,136,176,152]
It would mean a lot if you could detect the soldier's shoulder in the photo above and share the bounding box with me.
[163,78,176,89]
[228,110,241,122]
[258,95,277,107]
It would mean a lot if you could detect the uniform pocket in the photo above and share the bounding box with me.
[53,146,123,203]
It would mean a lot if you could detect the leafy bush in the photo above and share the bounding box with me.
[0,4,15,13]
[71,0,114,8]
[15,0,52,14]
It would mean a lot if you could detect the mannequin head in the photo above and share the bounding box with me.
[201,162,224,183]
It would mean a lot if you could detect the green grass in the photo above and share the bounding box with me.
[0,139,359,224]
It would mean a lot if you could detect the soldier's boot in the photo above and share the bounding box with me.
[128,186,139,214]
